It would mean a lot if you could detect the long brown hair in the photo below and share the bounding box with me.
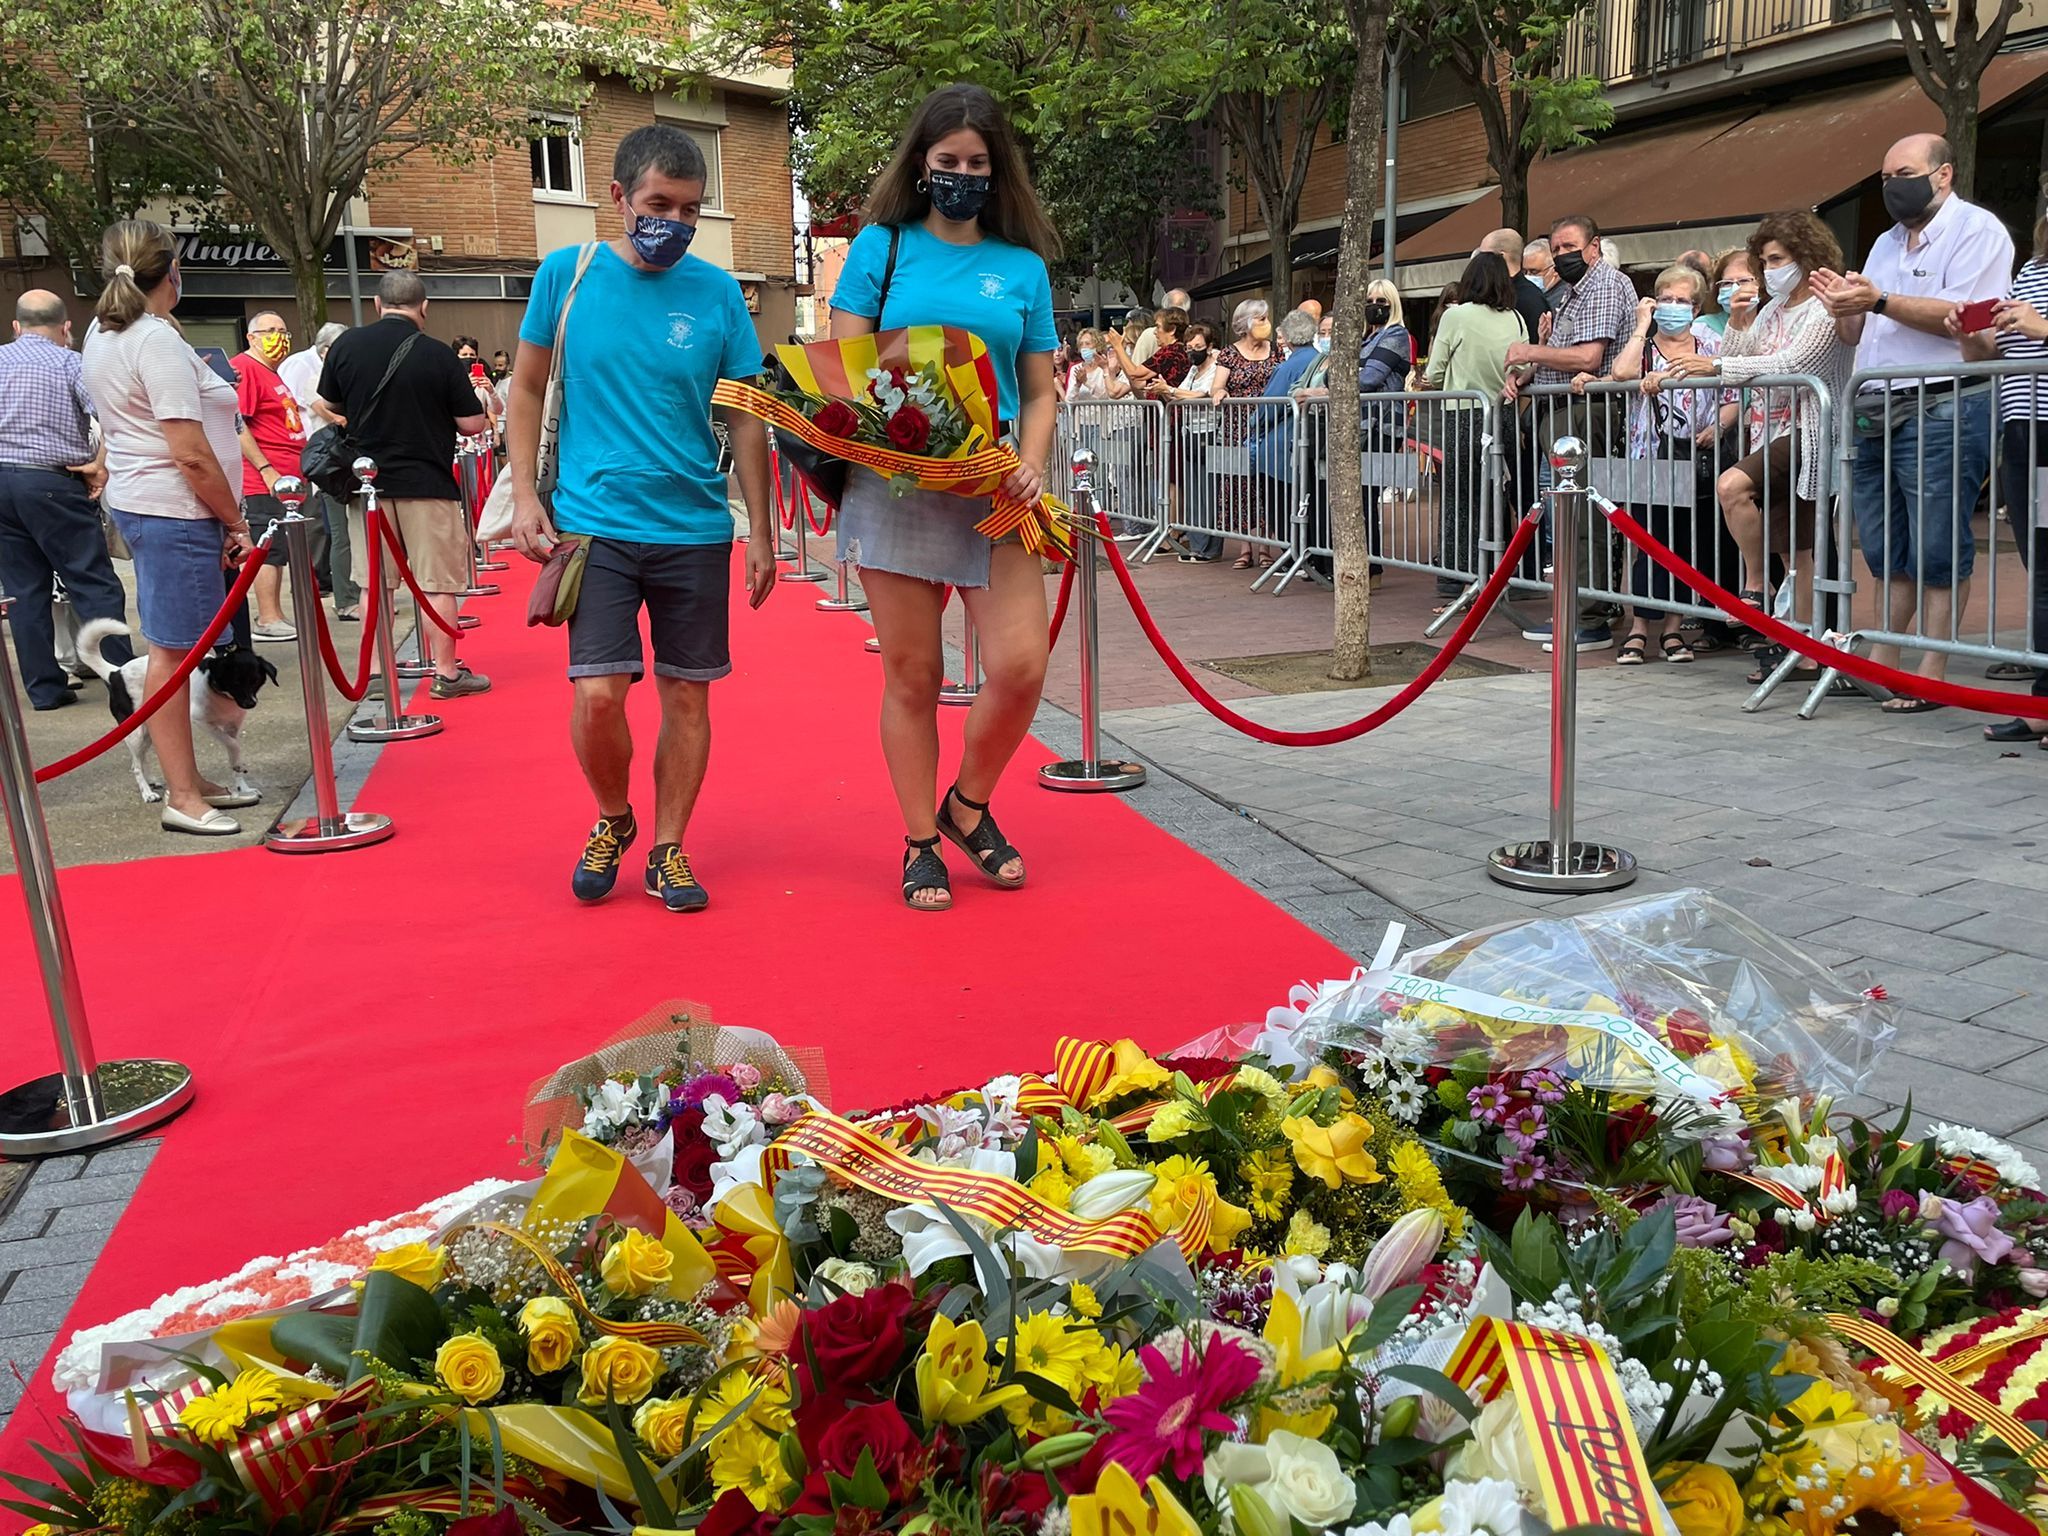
[862,84,1060,260]
[96,220,177,332]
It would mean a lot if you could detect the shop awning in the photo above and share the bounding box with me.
[1391,49,2048,289]
[1190,206,1458,301]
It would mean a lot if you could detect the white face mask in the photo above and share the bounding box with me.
[1764,262,1803,302]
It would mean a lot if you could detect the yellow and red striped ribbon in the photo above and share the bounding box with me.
[1828,1312,2048,1471]
[138,1376,379,1516]
[440,1220,707,1349]
[339,1476,545,1531]
[1445,1318,1661,1534]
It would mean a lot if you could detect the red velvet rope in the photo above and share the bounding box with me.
[1047,559,1076,650]
[800,481,833,537]
[34,532,273,783]
[1095,511,1543,747]
[311,510,384,701]
[1604,503,2048,719]
[378,514,464,639]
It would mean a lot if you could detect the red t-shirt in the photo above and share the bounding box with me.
[230,350,306,496]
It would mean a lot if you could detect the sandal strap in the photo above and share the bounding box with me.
[902,837,950,898]
[947,784,990,813]
[944,792,1019,871]
[905,833,942,851]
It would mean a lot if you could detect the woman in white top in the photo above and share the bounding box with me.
[1062,329,1128,402]
[1666,211,1853,681]
[1170,320,1224,561]
[79,220,257,836]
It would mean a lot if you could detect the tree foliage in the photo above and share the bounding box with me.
[1037,120,1220,304]
[1391,0,1610,234]
[1886,0,2018,196]
[0,0,673,324]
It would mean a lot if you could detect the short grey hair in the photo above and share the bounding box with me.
[615,122,707,199]
[1278,307,1318,347]
[315,321,347,349]
[246,310,285,337]
[1228,297,1269,340]
[1524,237,1552,263]
[377,270,427,309]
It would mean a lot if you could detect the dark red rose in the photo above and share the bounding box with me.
[448,1511,524,1536]
[671,1107,718,1201]
[885,405,932,453]
[1158,1055,1236,1084]
[981,1459,1054,1522]
[1604,1102,1660,1165]
[795,1281,915,1406]
[812,400,861,439]
[700,1487,783,1536]
[817,1402,929,1500]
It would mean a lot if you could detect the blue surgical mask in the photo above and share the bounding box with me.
[1716,281,1739,309]
[1313,334,1331,354]
[1079,347,1096,363]
[626,209,695,269]
[1652,301,1695,336]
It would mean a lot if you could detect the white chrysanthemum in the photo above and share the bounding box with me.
[1435,1477,1525,1536]
[1384,1074,1428,1123]
[1931,1123,2042,1191]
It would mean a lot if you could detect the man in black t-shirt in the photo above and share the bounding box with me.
[318,272,493,697]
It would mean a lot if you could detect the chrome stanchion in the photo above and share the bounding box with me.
[779,479,828,585]
[347,458,444,743]
[0,597,195,1154]
[1039,450,1146,794]
[1487,436,1636,892]
[459,455,500,601]
[264,478,395,852]
[940,612,981,706]
[816,556,867,613]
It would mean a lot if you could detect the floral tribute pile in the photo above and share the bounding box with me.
[10,891,2048,1536]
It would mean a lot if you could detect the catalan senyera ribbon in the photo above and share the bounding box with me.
[1445,1318,1661,1534]
[762,1109,1192,1259]
[137,1375,379,1517]
[441,1221,707,1348]
[1718,1149,1848,1220]
[338,1477,545,1532]
[1829,1311,2048,1471]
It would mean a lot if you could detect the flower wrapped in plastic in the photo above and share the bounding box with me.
[712,325,1074,559]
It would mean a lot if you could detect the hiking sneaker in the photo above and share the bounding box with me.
[572,811,637,902]
[645,843,709,913]
[430,666,492,698]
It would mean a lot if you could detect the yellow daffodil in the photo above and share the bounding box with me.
[1096,1040,1171,1102]
[1283,1209,1331,1259]
[1069,1461,1202,1536]
[1282,1114,1382,1189]
[177,1385,253,1446]
[1068,1282,1103,1320]
[1252,1289,1342,1441]
[917,1313,1028,1427]
[599,1228,674,1298]
[365,1242,445,1290]
[1240,1150,1295,1221]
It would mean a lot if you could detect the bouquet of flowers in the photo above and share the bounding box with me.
[713,326,1073,558]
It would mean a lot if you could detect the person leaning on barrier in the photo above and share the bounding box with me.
[1811,133,2013,711]
[1600,264,1734,667]
[1247,307,1323,557]
[1959,212,2048,740]
[279,321,360,621]
[317,270,493,699]
[507,122,775,913]
[1211,297,1283,570]
[1172,321,1226,562]
[1424,252,1527,610]
[1667,212,1852,683]
[0,289,139,712]
[78,220,260,836]
[1477,229,1552,530]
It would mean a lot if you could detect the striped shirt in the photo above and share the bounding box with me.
[0,332,96,467]
[1997,258,2048,423]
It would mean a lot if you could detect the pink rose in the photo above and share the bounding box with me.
[1928,1194,2016,1278]
[761,1092,804,1125]
[730,1062,763,1091]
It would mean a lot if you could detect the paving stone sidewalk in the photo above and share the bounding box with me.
[1106,663,2048,1163]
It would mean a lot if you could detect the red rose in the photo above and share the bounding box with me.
[669,1106,717,1202]
[700,1488,782,1536]
[885,405,931,453]
[812,400,861,439]
[816,1402,930,1499]
[448,1512,523,1536]
[981,1460,1054,1523]
[795,1281,915,1408]
[1604,1102,1660,1165]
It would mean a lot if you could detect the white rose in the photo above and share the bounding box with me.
[1203,1441,1274,1509]
[1262,1430,1358,1529]
[1445,1397,1544,1504]
[814,1258,880,1296]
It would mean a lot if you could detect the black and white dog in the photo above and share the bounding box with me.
[75,619,279,804]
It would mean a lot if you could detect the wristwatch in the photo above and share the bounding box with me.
[1873,291,1890,316]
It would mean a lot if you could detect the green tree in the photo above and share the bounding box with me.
[0,0,669,326]
[1037,120,1220,311]
[1887,0,2019,196]
[1392,0,1610,235]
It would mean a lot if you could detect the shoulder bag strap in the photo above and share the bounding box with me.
[537,241,602,504]
[875,226,902,326]
[357,332,420,428]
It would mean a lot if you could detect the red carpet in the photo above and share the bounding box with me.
[0,546,1351,1493]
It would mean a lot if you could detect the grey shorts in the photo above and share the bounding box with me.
[565,537,731,682]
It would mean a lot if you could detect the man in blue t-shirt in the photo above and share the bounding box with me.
[505,123,774,913]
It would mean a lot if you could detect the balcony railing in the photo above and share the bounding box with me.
[1558,0,1894,88]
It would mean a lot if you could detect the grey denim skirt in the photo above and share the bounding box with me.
[836,465,996,589]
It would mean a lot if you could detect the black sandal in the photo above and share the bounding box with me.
[937,785,1027,889]
[902,834,952,911]
[1659,633,1695,664]
[1615,634,1649,666]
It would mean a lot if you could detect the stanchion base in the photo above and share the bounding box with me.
[476,557,508,572]
[264,811,396,854]
[817,596,869,612]
[779,570,829,585]
[0,1059,195,1156]
[347,712,444,743]
[1486,840,1638,893]
[396,661,435,680]
[463,584,501,598]
[455,613,481,630]
[1038,759,1147,793]
[939,685,979,707]
[863,637,882,654]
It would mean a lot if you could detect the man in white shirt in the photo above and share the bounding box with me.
[1815,133,2013,705]
[279,322,362,619]
[1133,288,1191,365]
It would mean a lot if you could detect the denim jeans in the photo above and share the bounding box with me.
[1851,390,1992,588]
[0,466,135,705]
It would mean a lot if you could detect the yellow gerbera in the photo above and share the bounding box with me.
[710,1425,795,1511]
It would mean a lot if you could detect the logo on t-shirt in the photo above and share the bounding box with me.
[665,313,696,351]
[977,273,1007,300]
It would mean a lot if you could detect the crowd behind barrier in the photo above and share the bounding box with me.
[1043,362,2048,706]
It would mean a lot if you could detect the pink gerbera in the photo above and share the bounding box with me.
[1100,1336,1262,1480]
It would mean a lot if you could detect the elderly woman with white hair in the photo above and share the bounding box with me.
[1210,296,1282,568]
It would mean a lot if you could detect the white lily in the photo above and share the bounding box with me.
[1066,1168,1157,1219]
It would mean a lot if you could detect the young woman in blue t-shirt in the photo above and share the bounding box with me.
[831,84,1061,912]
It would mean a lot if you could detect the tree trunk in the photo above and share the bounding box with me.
[293,257,329,333]
[1946,95,1981,199]
[1329,0,1391,681]
[1260,178,1300,328]
[1497,166,1529,249]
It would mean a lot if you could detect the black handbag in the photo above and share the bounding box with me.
[302,333,419,499]
[777,227,900,510]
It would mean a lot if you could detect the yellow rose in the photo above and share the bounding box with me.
[634,1395,696,1459]
[434,1333,505,1404]
[1662,1462,1742,1536]
[599,1228,675,1298]
[579,1333,663,1405]
[1282,1113,1382,1189]
[519,1295,581,1375]
[367,1242,445,1289]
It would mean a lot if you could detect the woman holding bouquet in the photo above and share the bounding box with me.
[832,83,1062,911]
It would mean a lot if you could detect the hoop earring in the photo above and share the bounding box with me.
[916,176,929,196]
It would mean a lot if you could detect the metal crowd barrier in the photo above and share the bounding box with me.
[1049,398,1167,549]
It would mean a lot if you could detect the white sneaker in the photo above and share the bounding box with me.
[162,804,241,836]
[253,619,297,642]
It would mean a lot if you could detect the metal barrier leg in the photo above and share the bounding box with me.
[817,557,868,613]
[0,598,196,1154]
[940,614,981,706]
[1040,451,1146,793]
[263,480,396,851]
[1487,438,1635,892]
[347,464,444,743]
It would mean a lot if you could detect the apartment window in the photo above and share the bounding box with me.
[656,118,724,211]
[530,115,584,201]
[1398,63,1468,124]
